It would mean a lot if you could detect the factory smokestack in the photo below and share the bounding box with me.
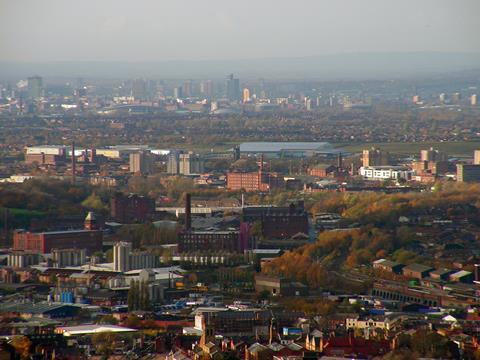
[71,141,76,185]
[258,155,264,190]
[185,193,191,231]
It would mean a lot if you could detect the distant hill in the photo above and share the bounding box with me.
[1,52,480,80]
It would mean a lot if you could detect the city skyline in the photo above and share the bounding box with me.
[2,1,480,358]
[2,52,480,80]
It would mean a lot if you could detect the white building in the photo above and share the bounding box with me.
[0,175,35,183]
[359,166,413,181]
[113,241,159,272]
[52,248,86,268]
[179,153,204,175]
[129,151,152,175]
[7,252,41,268]
[25,145,66,156]
[113,241,132,272]
[96,145,150,159]
[130,251,158,270]
[346,315,402,331]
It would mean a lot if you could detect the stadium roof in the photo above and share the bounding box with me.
[56,324,137,336]
[239,142,339,154]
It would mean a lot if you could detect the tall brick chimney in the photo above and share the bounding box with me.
[71,141,76,185]
[185,193,192,231]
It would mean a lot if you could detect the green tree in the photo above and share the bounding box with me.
[140,281,151,311]
[256,290,271,302]
[105,248,113,262]
[250,220,263,239]
[133,280,140,311]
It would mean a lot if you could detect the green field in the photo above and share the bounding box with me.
[335,141,480,157]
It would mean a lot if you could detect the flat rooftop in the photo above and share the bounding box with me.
[15,229,97,235]
[239,142,339,154]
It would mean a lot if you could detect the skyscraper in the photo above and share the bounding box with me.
[183,80,193,97]
[200,80,214,99]
[420,147,447,162]
[471,94,477,106]
[129,151,152,175]
[71,141,76,185]
[167,150,183,174]
[362,147,390,167]
[132,78,148,101]
[113,241,158,272]
[174,86,183,100]
[113,241,132,272]
[243,88,250,103]
[225,74,240,101]
[457,164,480,183]
[474,150,480,165]
[52,248,86,268]
[179,153,204,175]
[27,76,43,99]
[452,92,461,104]
[305,98,313,111]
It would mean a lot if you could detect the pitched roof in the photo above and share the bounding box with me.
[450,270,472,279]
[0,302,77,315]
[373,259,403,268]
[248,343,269,354]
[286,343,303,351]
[85,211,96,221]
[267,343,284,352]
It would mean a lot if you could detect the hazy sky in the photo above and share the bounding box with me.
[1,0,479,62]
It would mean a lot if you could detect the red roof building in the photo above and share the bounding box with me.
[322,334,391,358]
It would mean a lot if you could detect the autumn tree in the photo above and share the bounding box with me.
[10,336,32,360]
[81,193,107,213]
[98,314,118,325]
[92,332,117,358]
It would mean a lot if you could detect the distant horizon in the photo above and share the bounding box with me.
[1,51,480,81]
[3,50,480,65]
[2,0,479,62]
